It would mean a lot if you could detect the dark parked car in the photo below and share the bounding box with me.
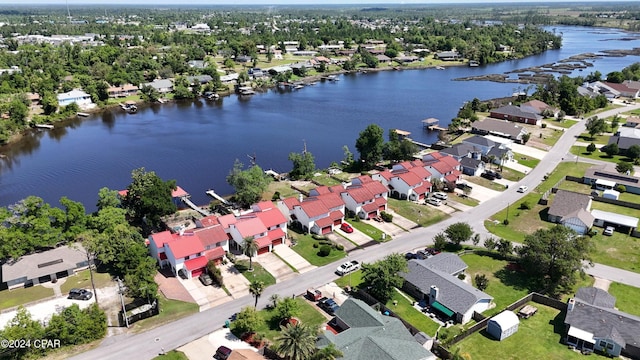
[481,171,496,180]
[416,250,431,260]
[320,298,340,315]
[405,252,417,260]
[425,248,441,256]
[199,273,213,286]
[457,182,473,191]
[68,288,93,300]
[214,346,232,360]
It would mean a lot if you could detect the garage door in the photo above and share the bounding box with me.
[379,205,385,211]
[258,246,270,255]
[321,226,332,234]
[333,219,342,226]
[191,267,205,278]
[272,238,282,246]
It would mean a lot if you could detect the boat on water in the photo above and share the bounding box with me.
[76,112,90,117]
[35,124,54,129]
[120,101,137,113]
[469,60,479,67]
[237,86,255,96]
[435,66,445,70]
[323,75,339,81]
[204,92,220,100]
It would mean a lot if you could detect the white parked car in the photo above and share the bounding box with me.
[427,198,442,206]
[433,192,448,200]
[603,226,614,236]
[517,185,528,193]
[336,260,360,276]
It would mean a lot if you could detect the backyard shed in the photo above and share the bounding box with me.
[487,310,520,341]
[602,189,620,200]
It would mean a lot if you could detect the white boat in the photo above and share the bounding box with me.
[76,112,90,117]
[435,66,445,70]
[35,124,54,129]
[469,60,479,67]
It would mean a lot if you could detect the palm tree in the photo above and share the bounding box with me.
[312,343,343,360]
[249,280,265,308]
[242,236,259,271]
[275,322,317,360]
[488,154,496,170]
[500,152,509,172]
[270,293,281,309]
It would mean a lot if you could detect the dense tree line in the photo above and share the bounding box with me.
[532,74,609,116]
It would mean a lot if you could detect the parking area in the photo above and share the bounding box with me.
[257,250,297,283]
[335,224,372,246]
[178,328,258,360]
[463,181,503,203]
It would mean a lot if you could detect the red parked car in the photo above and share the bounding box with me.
[340,223,354,233]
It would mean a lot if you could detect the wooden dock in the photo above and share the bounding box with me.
[181,197,210,216]
[408,139,431,149]
[206,190,230,205]
[422,117,447,131]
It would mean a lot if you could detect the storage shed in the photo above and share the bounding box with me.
[602,189,620,200]
[487,310,519,341]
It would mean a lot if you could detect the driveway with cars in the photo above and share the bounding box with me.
[334,223,372,246]
[462,181,503,203]
[180,277,231,311]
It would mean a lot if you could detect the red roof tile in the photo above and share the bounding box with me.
[375,170,394,181]
[374,196,387,207]
[397,161,413,170]
[253,201,275,211]
[408,166,431,179]
[299,198,330,218]
[362,201,380,213]
[149,231,176,249]
[235,217,268,238]
[395,171,422,187]
[184,256,207,271]
[267,228,286,241]
[256,236,272,248]
[314,216,334,228]
[218,214,237,229]
[414,182,431,195]
[254,208,287,228]
[317,193,344,210]
[198,215,220,227]
[167,235,205,259]
[282,197,301,210]
[329,210,344,221]
[172,186,189,198]
[345,185,375,204]
[312,186,332,195]
[445,171,461,183]
[439,155,460,168]
[194,225,228,248]
[363,180,389,196]
[429,161,453,174]
[356,175,373,183]
[328,185,346,194]
[205,247,225,260]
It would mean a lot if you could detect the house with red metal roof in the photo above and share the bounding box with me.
[251,202,288,250]
[422,152,462,184]
[341,181,388,219]
[277,195,343,235]
[389,169,433,201]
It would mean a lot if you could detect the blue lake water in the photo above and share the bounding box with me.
[2,25,640,211]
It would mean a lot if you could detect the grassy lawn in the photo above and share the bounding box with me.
[312,173,342,186]
[536,162,593,194]
[388,198,450,227]
[461,253,533,315]
[154,351,189,360]
[544,119,578,129]
[576,132,610,145]
[335,269,364,289]
[466,177,507,192]
[608,282,640,316]
[60,269,114,293]
[235,260,276,287]
[449,133,475,145]
[386,289,441,337]
[513,153,541,169]
[349,219,386,241]
[233,298,326,343]
[263,181,300,201]
[586,103,622,117]
[485,193,552,242]
[569,146,632,165]
[499,167,526,182]
[557,180,640,203]
[449,194,480,208]
[130,294,199,333]
[454,304,584,360]
[288,231,346,266]
[589,231,640,273]
[540,128,565,147]
[0,285,55,311]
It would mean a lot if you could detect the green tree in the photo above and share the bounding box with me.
[518,225,592,296]
[40,92,58,115]
[361,253,407,304]
[444,222,473,246]
[521,133,531,144]
[275,323,318,360]
[96,187,120,211]
[586,143,597,154]
[121,167,177,228]
[140,85,160,103]
[433,232,448,251]
[606,71,625,83]
[601,143,619,157]
[289,151,316,180]
[0,307,45,359]
[627,144,640,164]
[312,343,343,360]
[496,238,514,258]
[355,124,385,169]
[226,160,272,207]
[124,256,158,300]
[586,116,606,139]
[207,260,224,287]
[234,306,260,334]
[8,98,28,126]
[45,303,106,345]
[474,274,489,291]
[383,129,419,161]
[274,297,301,321]
[342,145,354,168]
[249,280,265,308]
[242,237,259,271]
[484,236,497,251]
[616,161,634,174]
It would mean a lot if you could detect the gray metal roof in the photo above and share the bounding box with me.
[319,298,435,360]
[548,190,592,218]
[460,157,483,170]
[441,143,476,158]
[490,105,542,121]
[584,164,640,189]
[2,244,89,283]
[591,209,639,228]
[487,146,510,159]
[401,258,492,315]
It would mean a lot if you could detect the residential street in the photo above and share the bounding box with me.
[70,103,640,360]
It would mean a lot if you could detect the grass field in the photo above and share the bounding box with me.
[607,282,640,316]
[288,231,346,266]
[60,269,114,294]
[263,181,300,201]
[449,194,480,208]
[154,351,189,360]
[466,176,507,192]
[513,153,541,169]
[570,145,632,165]
[388,198,450,227]
[348,219,386,241]
[0,285,55,311]
[589,231,640,273]
[576,132,611,145]
[334,269,364,289]
[535,162,592,194]
[386,289,440,337]
[454,304,584,360]
[543,119,578,129]
[235,261,276,287]
[130,294,199,333]
[311,173,342,186]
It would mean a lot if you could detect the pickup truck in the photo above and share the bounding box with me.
[336,260,360,275]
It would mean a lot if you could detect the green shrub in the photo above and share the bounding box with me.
[336,244,344,251]
[226,252,236,264]
[503,219,509,225]
[457,273,466,280]
[313,243,319,248]
[541,123,547,128]
[312,234,327,240]
[380,211,393,222]
[352,216,360,222]
[519,201,531,210]
[318,245,332,257]
[271,191,281,201]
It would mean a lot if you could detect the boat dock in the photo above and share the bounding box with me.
[181,197,210,216]
[422,117,447,131]
[206,189,230,205]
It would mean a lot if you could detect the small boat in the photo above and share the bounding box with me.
[204,92,219,100]
[294,85,304,90]
[120,101,137,113]
[157,98,166,104]
[76,112,90,117]
[435,66,445,70]
[35,124,54,129]
[324,75,339,81]
[238,86,255,96]
[308,82,317,86]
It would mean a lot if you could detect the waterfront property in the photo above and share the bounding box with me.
[107,84,139,98]
[1,243,91,289]
[489,105,542,126]
[373,162,433,201]
[471,118,528,143]
[57,89,93,107]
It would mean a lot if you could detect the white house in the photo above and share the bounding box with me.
[341,180,388,219]
[57,89,93,107]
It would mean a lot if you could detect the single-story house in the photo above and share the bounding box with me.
[142,79,173,94]
[565,287,640,358]
[584,164,640,195]
[591,209,639,234]
[471,118,528,143]
[57,89,93,107]
[489,105,542,126]
[435,51,460,61]
[375,54,391,63]
[2,243,91,289]
[461,135,496,156]
[486,146,514,165]
[520,99,558,117]
[400,254,493,324]
[440,143,479,162]
[624,116,640,128]
[608,127,640,151]
[487,310,519,341]
[316,298,436,360]
[186,75,213,85]
[547,190,594,235]
[596,81,639,98]
[107,84,139,98]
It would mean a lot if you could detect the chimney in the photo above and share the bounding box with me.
[567,298,575,312]
[430,285,439,302]
[298,193,304,202]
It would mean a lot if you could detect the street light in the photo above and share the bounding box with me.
[506,202,510,223]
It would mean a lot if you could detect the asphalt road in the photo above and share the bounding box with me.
[71,103,640,360]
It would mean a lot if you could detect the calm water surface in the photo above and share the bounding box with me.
[2,26,640,211]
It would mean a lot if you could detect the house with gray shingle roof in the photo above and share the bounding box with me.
[490,105,543,126]
[461,135,496,156]
[400,254,493,324]
[565,287,640,358]
[547,190,594,235]
[317,298,436,360]
[471,118,528,143]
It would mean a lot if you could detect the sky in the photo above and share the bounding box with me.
[16,0,640,5]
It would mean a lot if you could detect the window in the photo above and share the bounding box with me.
[600,341,607,348]
[607,344,614,350]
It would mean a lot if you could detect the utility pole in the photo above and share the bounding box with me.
[117,277,129,328]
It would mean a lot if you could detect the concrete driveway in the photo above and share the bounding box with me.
[386,209,418,230]
[327,233,358,252]
[365,217,405,238]
[257,250,297,283]
[178,328,257,360]
[181,278,231,311]
[336,223,372,246]
[465,181,503,203]
[272,243,316,274]
[509,143,548,160]
[220,263,250,298]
